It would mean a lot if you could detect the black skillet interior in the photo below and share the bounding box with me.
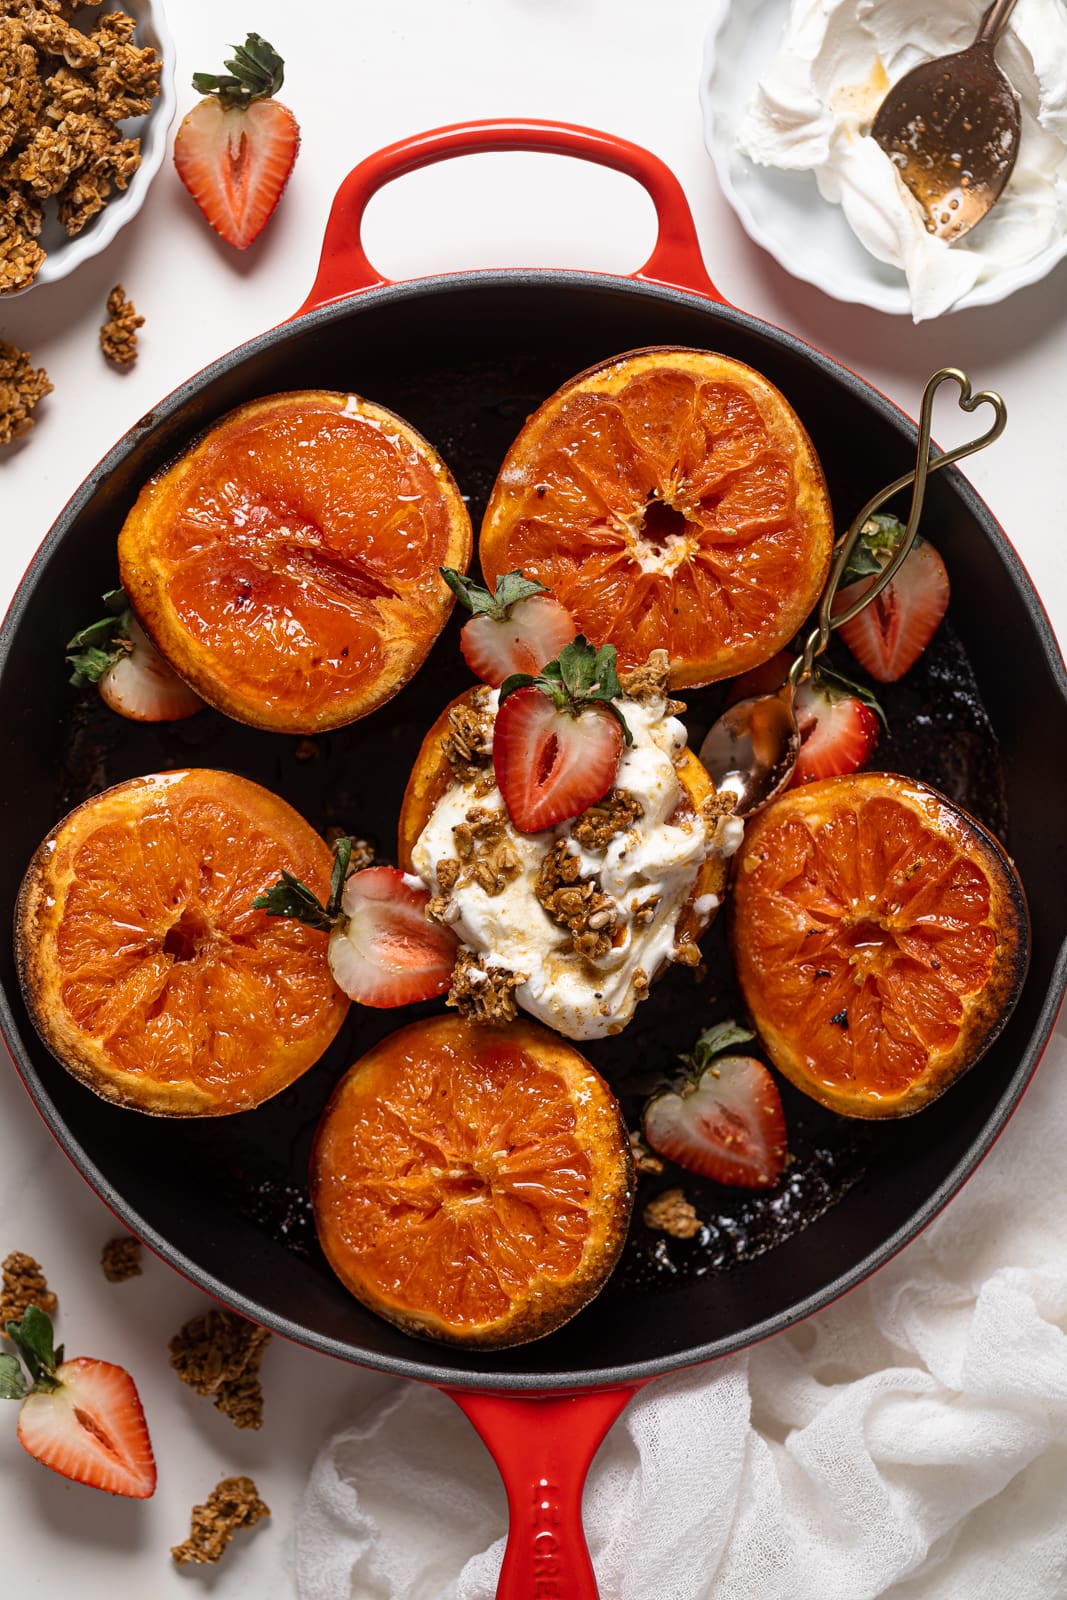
[2,275,1066,1391]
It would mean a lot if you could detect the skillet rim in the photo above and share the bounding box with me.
[2,267,1066,1392]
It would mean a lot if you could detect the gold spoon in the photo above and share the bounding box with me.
[871,0,1022,243]
[698,369,1007,819]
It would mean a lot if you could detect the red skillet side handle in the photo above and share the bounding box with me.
[297,119,725,316]
[445,1385,641,1600]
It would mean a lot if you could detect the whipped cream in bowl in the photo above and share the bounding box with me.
[702,0,1067,319]
[408,671,743,1043]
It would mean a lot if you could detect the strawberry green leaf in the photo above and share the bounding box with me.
[254,836,354,929]
[0,1353,27,1400]
[4,1305,57,1389]
[253,870,333,931]
[192,32,285,110]
[326,836,354,921]
[813,661,889,730]
[499,635,633,743]
[681,1019,757,1074]
[66,588,133,686]
[497,671,536,702]
[440,567,549,620]
[839,512,914,587]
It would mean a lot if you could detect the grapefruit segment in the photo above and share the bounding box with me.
[730,773,1029,1117]
[479,348,834,686]
[118,392,472,733]
[310,1015,634,1346]
[16,769,348,1115]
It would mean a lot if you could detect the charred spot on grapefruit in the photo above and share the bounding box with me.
[310,1015,634,1346]
[117,391,472,733]
[479,348,834,687]
[16,769,349,1115]
[730,773,1030,1118]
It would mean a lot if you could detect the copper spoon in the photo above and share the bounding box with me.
[871,0,1022,243]
[698,369,1007,819]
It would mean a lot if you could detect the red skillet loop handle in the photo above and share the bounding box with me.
[445,1384,641,1600]
[297,118,725,316]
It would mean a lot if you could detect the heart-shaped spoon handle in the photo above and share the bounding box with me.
[793,368,1007,687]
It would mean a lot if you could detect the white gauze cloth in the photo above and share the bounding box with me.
[296,1022,1067,1600]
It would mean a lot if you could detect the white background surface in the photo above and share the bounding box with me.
[0,1,1064,1596]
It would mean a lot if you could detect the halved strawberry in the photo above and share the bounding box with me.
[491,636,630,832]
[328,866,457,1007]
[791,672,881,785]
[642,1021,787,1189]
[441,567,577,687]
[67,591,204,721]
[254,845,457,1008]
[2,1307,156,1498]
[726,655,882,787]
[834,513,951,682]
[173,34,299,250]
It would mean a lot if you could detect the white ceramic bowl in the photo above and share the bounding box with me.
[700,0,1067,317]
[13,0,176,296]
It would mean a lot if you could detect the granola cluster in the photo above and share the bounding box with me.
[98,279,140,364]
[0,1249,57,1323]
[570,786,644,850]
[171,1475,270,1566]
[447,946,526,1027]
[169,1307,271,1430]
[0,337,51,441]
[629,1130,665,1176]
[619,648,685,713]
[100,1233,141,1282]
[643,1187,703,1239]
[442,686,495,787]
[535,839,618,960]
[428,806,520,924]
[0,1,162,293]
[700,788,739,852]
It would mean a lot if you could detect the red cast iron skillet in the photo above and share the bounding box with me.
[3,122,1067,1597]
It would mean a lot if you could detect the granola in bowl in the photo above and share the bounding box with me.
[0,0,174,294]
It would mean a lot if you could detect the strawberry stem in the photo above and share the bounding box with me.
[0,1353,27,1399]
[66,587,132,686]
[192,33,285,110]
[439,566,550,620]
[499,634,633,744]
[253,835,354,929]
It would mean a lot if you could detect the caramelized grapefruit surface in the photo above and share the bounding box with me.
[731,773,1029,1118]
[479,348,834,686]
[16,769,348,1115]
[118,391,472,733]
[311,1015,634,1346]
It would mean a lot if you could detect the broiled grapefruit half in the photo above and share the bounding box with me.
[118,391,472,733]
[730,773,1030,1118]
[478,347,834,686]
[310,1014,634,1346]
[16,769,349,1115]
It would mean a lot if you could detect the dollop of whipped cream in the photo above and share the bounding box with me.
[737,0,1067,320]
[410,687,743,1042]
